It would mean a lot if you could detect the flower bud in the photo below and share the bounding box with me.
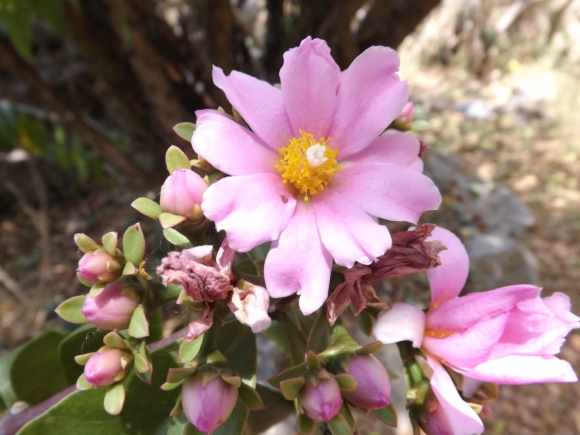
[397,102,414,125]
[77,250,122,284]
[82,280,140,330]
[84,348,128,387]
[340,354,391,409]
[299,376,342,422]
[182,374,239,434]
[416,389,454,435]
[160,169,207,219]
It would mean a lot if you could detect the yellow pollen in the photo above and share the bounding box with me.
[424,329,457,339]
[275,130,341,200]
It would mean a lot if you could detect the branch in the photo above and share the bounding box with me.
[0,36,147,187]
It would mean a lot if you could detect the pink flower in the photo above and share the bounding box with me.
[182,374,239,434]
[299,376,342,422]
[372,226,580,435]
[340,354,391,410]
[82,280,141,330]
[77,250,122,284]
[192,37,441,314]
[84,348,128,387]
[160,169,207,219]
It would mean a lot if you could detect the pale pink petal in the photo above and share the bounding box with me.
[461,376,483,399]
[427,285,541,332]
[345,131,422,171]
[264,202,332,315]
[426,227,470,307]
[313,188,391,268]
[463,355,578,384]
[212,66,293,150]
[192,110,278,175]
[426,356,484,435]
[331,162,441,223]
[424,312,510,370]
[280,37,340,138]
[202,174,296,252]
[330,46,408,158]
[543,292,580,326]
[372,302,426,348]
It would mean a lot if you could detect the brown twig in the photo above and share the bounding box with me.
[0,266,27,305]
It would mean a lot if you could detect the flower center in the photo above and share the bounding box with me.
[424,329,457,339]
[275,130,341,201]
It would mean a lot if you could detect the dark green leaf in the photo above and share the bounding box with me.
[0,347,19,408]
[123,223,145,265]
[280,377,305,400]
[268,363,307,389]
[58,325,104,384]
[277,312,307,366]
[10,331,69,406]
[212,399,248,435]
[335,374,357,392]
[245,383,295,434]
[297,413,317,435]
[339,402,355,430]
[238,383,264,410]
[328,413,352,435]
[217,322,256,387]
[352,307,374,336]
[306,308,330,355]
[372,403,397,427]
[154,413,189,435]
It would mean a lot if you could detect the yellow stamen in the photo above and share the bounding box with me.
[275,130,341,200]
[424,329,457,339]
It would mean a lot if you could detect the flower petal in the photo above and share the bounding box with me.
[426,356,484,435]
[280,37,340,138]
[424,312,510,370]
[345,131,422,171]
[331,162,441,223]
[202,174,296,252]
[372,302,426,348]
[264,201,332,315]
[463,355,578,384]
[426,285,541,332]
[313,188,391,268]
[330,46,408,158]
[193,110,278,175]
[426,227,470,307]
[212,66,293,150]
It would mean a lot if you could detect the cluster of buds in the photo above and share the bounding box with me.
[74,232,125,287]
[162,350,263,434]
[270,326,394,434]
[75,331,153,415]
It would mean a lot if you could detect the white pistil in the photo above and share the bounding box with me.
[306,144,328,167]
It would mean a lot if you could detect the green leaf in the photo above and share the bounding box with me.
[154,413,189,435]
[55,295,88,324]
[183,422,204,435]
[353,307,374,336]
[163,228,193,249]
[277,312,307,366]
[217,322,256,388]
[355,341,382,355]
[279,377,305,400]
[104,383,125,415]
[268,363,307,389]
[328,413,352,435]
[128,305,149,338]
[11,331,69,406]
[132,197,162,219]
[339,402,355,430]
[101,232,118,256]
[74,233,99,253]
[335,374,357,392]
[122,223,145,265]
[166,367,196,384]
[319,325,360,360]
[298,413,317,435]
[133,352,152,375]
[159,212,186,229]
[246,242,271,262]
[178,335,203,363]
[0,347,18,408]
[238,383,264,410]
[122,261,138,276]
[165,145,191,173]
[103,331,126,349]
[30,0,66,34]
[245,384,295,434]
[372,403,398,427]
[173,123,196,142]
[4,0,34,62]
[19,341,181,434]
[213,399,248,435]
[58,324,104,384]
[306,309,330,355]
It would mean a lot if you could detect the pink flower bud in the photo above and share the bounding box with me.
[182,374,239,434]
[84,348,126,387]
[160,169,207,219]
[299,377,342,422]
[341,354,391,409]
[397,101,414,125]
[77,250,121,284]
[82,280,140,330]
[417,390,455,435]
